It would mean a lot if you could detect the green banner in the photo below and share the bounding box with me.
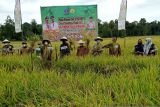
[40,5,98,41]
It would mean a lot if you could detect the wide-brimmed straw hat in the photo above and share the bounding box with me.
[42,39,50,44]
[2,39,10,43]
[22,41,27,44]
[94,37,103,41]
[60,37,68,41]
[78,40,85,44]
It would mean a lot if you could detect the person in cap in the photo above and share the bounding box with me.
[76,40,89,57]
[92,37,103,56]
[20,41,29,55]
[2,39,14,55]
[40,39,53,69]
[134,39,144,56]
[144,38,157,56]
[60,37,70,58]
[103,36,121,56]
[41,39,52,58]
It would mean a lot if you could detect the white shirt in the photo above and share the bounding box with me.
[43,24,50,30]
[50,22,59,30]
[87,22,95,29]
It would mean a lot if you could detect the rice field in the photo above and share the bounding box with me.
[0,36,160,107]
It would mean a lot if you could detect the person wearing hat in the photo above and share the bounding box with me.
[92,37,103,56]
[144,38,157,56]
[60,37,70,58]
[20,41,29,55]
[103,36,121,56]
[40,39,53,69]
[2,39,14,55]
[76,40,89,57]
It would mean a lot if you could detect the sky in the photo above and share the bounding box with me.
[0,0,160,24]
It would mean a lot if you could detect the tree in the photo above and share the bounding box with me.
[2,16,15,40]
[109,20,115,36]
[138,18,148,36]
[31,19,38,34]
[1,16,160,41]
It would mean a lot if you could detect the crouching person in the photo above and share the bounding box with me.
[134,39,144,56]
[40,39,53,69]
[144,38,157,56]
[92,37,103,56]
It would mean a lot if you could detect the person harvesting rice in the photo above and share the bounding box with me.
[40,39,53,69]
[92,37,103,56]
[103,36,121,56]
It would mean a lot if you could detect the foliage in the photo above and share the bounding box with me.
[1,16,160,41]
[0,16,42,41]
[0,36,160,106]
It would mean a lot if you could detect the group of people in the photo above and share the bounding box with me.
[58,36,122,58]
[43,16,59,31]
[1,37,158,59]
[1,39,34,55]
[134,38,157,56]
[75,36,121,57]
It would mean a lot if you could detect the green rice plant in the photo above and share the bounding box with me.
[0,36,160,106]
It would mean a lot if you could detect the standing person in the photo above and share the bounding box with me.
[86,17,96,37]
[103,36,121,56]
[134,39,144,56]
[92,37,103,56]
[40,39,53,69]
[60,37,70,58]
[50,16,59,31]
[20,41,29,55]
[2,39,14,55]
[144,38,157,56]
[43,16,50,31]
[76,40,89,57]
[87,17,95,30]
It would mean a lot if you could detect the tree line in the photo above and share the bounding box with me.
[0,16,160,41]
[0,16,42,41]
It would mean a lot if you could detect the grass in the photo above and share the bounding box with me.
[0,36,160,106]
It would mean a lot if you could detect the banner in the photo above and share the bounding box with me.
[118,0,127,30]
[40,5,98,41]
[14,0,22,33]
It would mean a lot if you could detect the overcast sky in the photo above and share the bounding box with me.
[0,0,160,24]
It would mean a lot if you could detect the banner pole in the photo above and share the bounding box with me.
[124,30,126,48]
[19,0,24,41]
